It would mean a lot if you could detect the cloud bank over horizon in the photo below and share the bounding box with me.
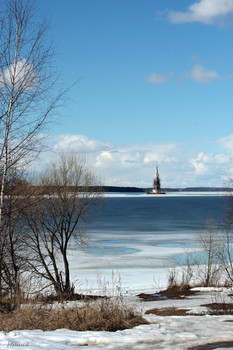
[33,133,233,188]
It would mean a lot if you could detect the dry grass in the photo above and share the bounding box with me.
[201,302,233,315]
[145,308,191,316]
[0,298,148,332]
[138,284,197,302]
[158,284,197,298]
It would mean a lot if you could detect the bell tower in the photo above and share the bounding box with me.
[148,165,165,194]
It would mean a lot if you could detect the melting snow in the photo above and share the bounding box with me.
[1,287,233,350]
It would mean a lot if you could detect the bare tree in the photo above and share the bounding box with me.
[218,226,233,285]
[0,169,31,306]
[217,177,233,285]
[0,0,63,224]
[171,220,223,288]
[197,220,222,286]
[23,154,102,299]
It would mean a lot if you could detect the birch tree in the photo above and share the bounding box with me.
[0,0,61,224]
[0,0,66,306]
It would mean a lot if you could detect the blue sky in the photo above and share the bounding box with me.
[35,0,233,188]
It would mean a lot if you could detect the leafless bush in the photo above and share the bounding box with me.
[165,220,224,291]
[217,227,233,286]
[195,220,223,286]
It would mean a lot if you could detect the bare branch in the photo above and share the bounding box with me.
[22,154,102,298]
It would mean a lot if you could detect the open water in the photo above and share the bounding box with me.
[75,193,229,270]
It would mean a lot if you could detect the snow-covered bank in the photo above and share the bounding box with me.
[1,287,233,350]
[1,318,233,350]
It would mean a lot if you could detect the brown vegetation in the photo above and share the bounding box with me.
[201,302,233,315]
[138,284,197,301]
[145,308,191,316]
[0,299,148,332]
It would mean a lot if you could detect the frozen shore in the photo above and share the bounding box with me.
[1,286,233,350]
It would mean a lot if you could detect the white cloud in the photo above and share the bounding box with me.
[190,159,207,174]
[143,143,178,164]
[95,151,115,168]
[0,58,38,91]
[215,154,232,163]
[144,73,171,84]
[94,142,178,170]
[190,151,233,176]
[168,0,233,25]
[52,134,111,153]
[144,66,220,85]
[186,65,218,83]
[219,134,233,150]
[143,153,177,164]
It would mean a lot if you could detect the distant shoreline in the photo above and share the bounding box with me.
[103,186,231,193]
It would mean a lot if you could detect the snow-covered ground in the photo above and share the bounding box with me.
[1,286,233,350]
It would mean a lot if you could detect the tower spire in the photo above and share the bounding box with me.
[153,165,161,192]
[148,165,165,195]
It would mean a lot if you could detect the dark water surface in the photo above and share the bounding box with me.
[76,194,230,268]
[87,195,228,233]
